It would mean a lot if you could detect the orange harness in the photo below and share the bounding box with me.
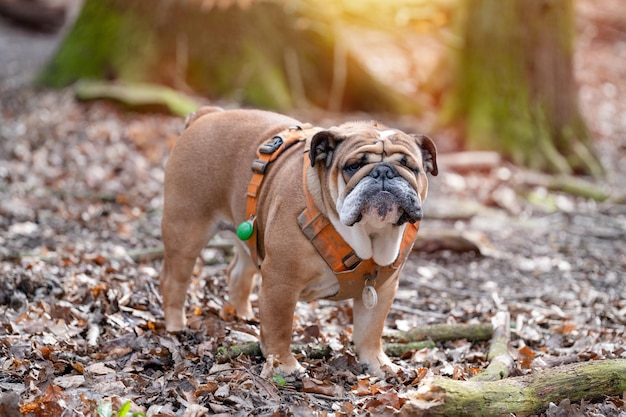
[243,127,419,300]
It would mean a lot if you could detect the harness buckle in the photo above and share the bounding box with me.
[342,251,361,270]
[259,136,284,154]
[251,159,268,174]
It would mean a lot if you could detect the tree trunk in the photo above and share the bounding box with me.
[443,0,603,177]
[37,0,418,114]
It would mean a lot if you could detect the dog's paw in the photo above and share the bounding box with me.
[222,301,255,322]
[378,362,401,377]
[164,310,187,333]
[260,354,306,380]
[359,351,400,377]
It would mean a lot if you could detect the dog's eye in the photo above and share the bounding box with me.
[343,162,362,175]
[400,155,420,174]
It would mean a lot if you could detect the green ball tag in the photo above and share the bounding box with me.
[236,220,254,241]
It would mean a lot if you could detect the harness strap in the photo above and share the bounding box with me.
[242,126,419,301]
[244,125,314,265]
[298,161,419,300]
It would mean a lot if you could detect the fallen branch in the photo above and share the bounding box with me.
[438,151,502,172]
[74,80,199,117]
[399,359,626,417]
[412,229,495,255]
[386,322,493,343]
[216,322,494,364]
[215,342,331,363]
[384,341,436,357]
[471,311,514,381]
[215,340,435,363]
[518,169,610,202]
[215,323,493,363]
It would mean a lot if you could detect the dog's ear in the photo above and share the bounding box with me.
[413,134,438,176]
[310,130,342,168]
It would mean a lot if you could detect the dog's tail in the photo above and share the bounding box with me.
[184,106,225,129]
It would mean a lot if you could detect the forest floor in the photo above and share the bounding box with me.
[1,0,625,416]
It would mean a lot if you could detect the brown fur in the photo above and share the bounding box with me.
[160,107,437,376]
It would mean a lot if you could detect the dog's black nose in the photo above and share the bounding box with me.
[370,163,397,180]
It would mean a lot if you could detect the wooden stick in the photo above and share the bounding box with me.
[471,311,514,381]
[386,322,493,343]
[385,341,436,357]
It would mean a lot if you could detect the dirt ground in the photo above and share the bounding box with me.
[0,1,625,416]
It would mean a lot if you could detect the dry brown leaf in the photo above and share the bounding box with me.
[19,385,67,417]
[352,378,379,396]
[219,302,237,322]
[555,321,577,335]
[301,377,344,397]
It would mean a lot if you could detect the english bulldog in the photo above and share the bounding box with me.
[160,107,437,376]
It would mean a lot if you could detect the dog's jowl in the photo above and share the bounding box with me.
[160,107,438,376]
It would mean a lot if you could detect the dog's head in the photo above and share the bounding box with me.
[308,121,438,229]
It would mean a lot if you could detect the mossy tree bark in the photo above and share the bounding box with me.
[37,0,418,114]
[443,0,603,177]
[400,359,626,416]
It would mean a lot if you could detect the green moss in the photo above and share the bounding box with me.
[37,0,121,86]
[442,0,602,176]
[37,0,157,87]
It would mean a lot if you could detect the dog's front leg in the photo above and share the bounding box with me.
[352,272,400,376]
[257,279,305,377]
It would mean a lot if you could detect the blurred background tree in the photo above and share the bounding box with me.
[442,0,604,177]
[34,0,603,176]
[36,0,419,113]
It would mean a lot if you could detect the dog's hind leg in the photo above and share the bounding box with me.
[160,216,214,332]
[226,239,258,319]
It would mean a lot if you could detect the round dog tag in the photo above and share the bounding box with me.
[362,285,378,310]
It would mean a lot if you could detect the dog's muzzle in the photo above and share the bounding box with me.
[340,163,422,227]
